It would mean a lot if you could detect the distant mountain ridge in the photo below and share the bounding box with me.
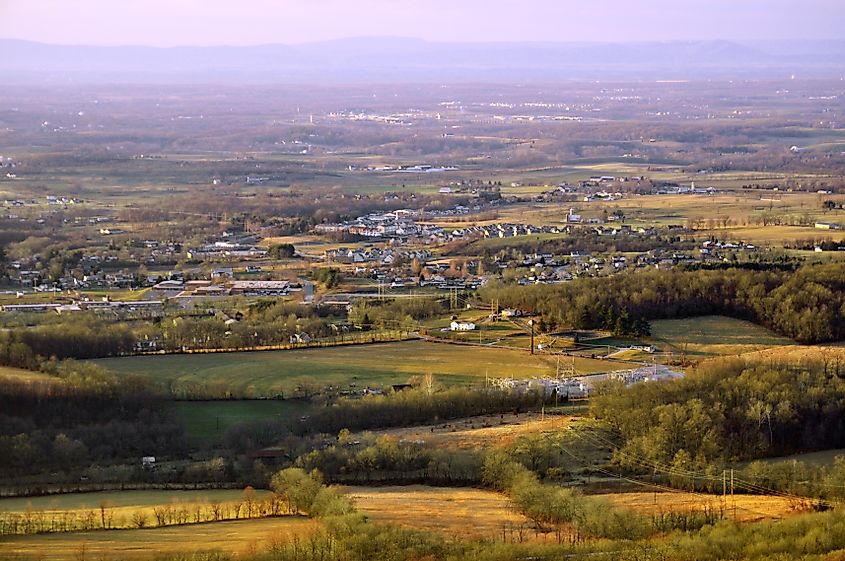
[1,37,843,83]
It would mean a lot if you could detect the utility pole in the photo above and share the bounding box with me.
[730,468,736,520]
[529,319,535,355]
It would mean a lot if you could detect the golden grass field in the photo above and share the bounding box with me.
[372,412,581,451]
[0,517,318,561]
[0,366,57,384]
[344,486,530,539]
[599,491,806,523]
[737,343,845,365]
[344,485,804,541]
[699,225,840,245]
[0,489,274,530]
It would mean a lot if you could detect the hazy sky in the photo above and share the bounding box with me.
[0,0,841,46]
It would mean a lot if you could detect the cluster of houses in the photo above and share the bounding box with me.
[325,247,432,265]
[3,195,83,208]
[315,210,440,240]
[500,238,762,285]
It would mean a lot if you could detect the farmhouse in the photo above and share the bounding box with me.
[450,320,476,331]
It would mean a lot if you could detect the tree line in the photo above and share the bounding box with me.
[0,486,283,536]
[481,262,845,343]
[590,353,845,480]
[0,361,187,478]
[222,386,550,453]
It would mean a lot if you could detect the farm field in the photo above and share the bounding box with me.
[173,400,312,444]
[344,485,801,540]
[0,365,58,384]
[371,410,587,451]
[0,489,275,531]
[760,447,845,467]
[0,517,318,560]
[740,343,845,364]
[649,315,796,358]
[345,485,531,539]
[0,489,271,513]
[93,340,597,396]
[599,491,805,522]
[699,225,841,245]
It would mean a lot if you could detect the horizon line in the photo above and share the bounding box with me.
[2,36,844,50]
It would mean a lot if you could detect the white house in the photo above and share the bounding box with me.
[450,321,476,331]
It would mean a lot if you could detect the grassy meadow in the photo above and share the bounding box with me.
[172,400,312,444]
[344,485,531,540]
[344,485,803,540]
[0,517,318,561]
[649,315,796,358]
[371,410,585,451]
[94,341,574,396]
[0,489,272,521]
[0,365,58,384]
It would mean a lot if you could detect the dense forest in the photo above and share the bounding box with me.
[0,361,186,477]
[481,262,845,342]
[591,354,845,474]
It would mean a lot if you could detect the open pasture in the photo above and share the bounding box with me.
[94,340,562,396]
[0,517,317,560]
[700,224,844,245]
[344,485,801,541]
[0,366,59,384]
[371,411,585,451]
[600,491,806,523]
[344,485,531,539]
[0,489,274,530]
[649,315,795,358]
[173,400,312,444]
[760,447,845,467]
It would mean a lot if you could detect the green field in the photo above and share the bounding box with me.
[760,448,845,467]
[0,517,317,560]
[649,315,796,358]
[94,341,562,397]
[173,400,312,444]
[96,341,553,396]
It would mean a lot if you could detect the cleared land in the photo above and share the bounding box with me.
[600,491,805,523]
[0,489,275,531]
[372,410,586,451]
[0,517,317,560]
[345,485,802,540]
[345,485,531,539]
[0,489,271,515]
[649,315,796,358]
[739,343,845,364]
[173,400,312,444]
[93,341,622,396]
[0,366,58,384]
[761,448,845,467]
